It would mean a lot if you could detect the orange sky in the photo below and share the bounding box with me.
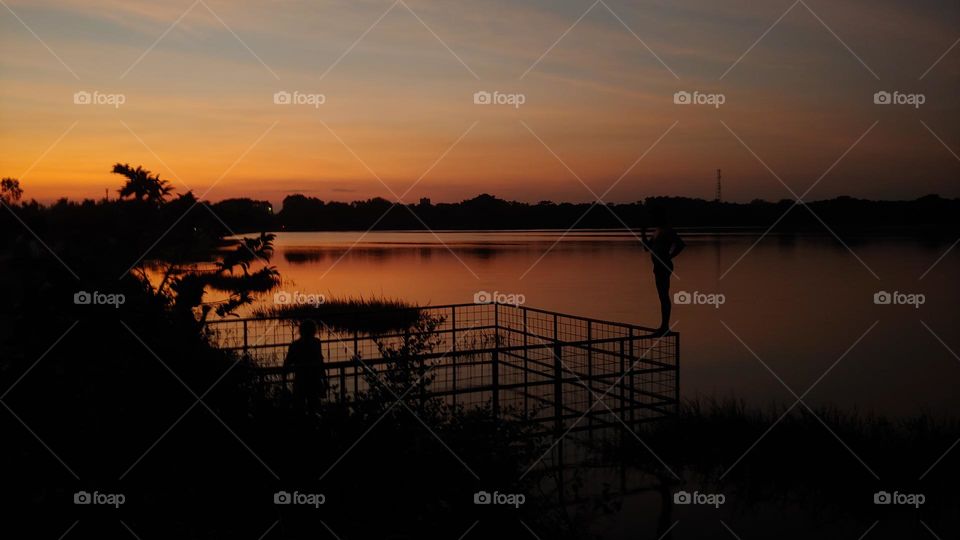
[2,0,958,208]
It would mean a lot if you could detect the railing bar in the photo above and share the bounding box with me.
[218,334,673,359]
[208,302,659,333]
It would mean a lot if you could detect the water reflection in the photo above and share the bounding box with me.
[251,231,960,417]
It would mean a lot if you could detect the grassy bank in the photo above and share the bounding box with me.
[252,294,422,334]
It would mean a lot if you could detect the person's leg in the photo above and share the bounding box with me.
[655,271,671,332]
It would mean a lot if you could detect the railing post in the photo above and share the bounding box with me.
[619,338,626,420]
[451,306,457,352]
[629,327,635,425]
[491,303,499,419]
[674,334,681,416]
[451,306,457,408]
[339,366,346,403]
[419,355,426,411]
[353,330,359,397]
[522,308,528,417]
[553,311,562,432]
[587,320,593,433]
[242,320,248,356]
[554,338,563,434]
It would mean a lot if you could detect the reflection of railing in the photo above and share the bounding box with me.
[206,303,679,429]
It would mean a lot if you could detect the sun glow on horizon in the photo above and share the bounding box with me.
[2,0,958,208]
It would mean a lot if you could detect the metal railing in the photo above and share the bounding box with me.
[206,303,679,430]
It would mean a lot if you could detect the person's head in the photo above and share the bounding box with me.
[299,319,318,338]
[648,204,668,226]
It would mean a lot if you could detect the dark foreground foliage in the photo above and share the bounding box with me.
[600,399,960,538]
[0,169,562,539]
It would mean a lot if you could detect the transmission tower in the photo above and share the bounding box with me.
[715,168,722,202]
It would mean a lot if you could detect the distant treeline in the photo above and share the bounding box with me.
[210,193,960,233]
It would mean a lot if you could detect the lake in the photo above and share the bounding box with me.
[248,230,960,417]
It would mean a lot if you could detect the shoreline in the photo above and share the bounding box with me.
[227,226,960,240]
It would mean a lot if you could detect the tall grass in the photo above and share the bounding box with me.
[252,294,421,334]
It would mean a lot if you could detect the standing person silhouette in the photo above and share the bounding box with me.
[641,205,685,335]
[284,320,327,407]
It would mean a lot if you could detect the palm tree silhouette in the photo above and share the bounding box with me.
[112,163,172,204]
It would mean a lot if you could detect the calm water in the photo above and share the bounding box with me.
[250,230,960,417]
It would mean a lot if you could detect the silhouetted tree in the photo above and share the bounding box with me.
[172,232,280,322]
[0,177,22,204]
[108,163,280,322]
[211,198,273,232]
[112,162,173,204]
[271,192,960,232]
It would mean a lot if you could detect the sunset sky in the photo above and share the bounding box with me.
[1,0,958,208]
